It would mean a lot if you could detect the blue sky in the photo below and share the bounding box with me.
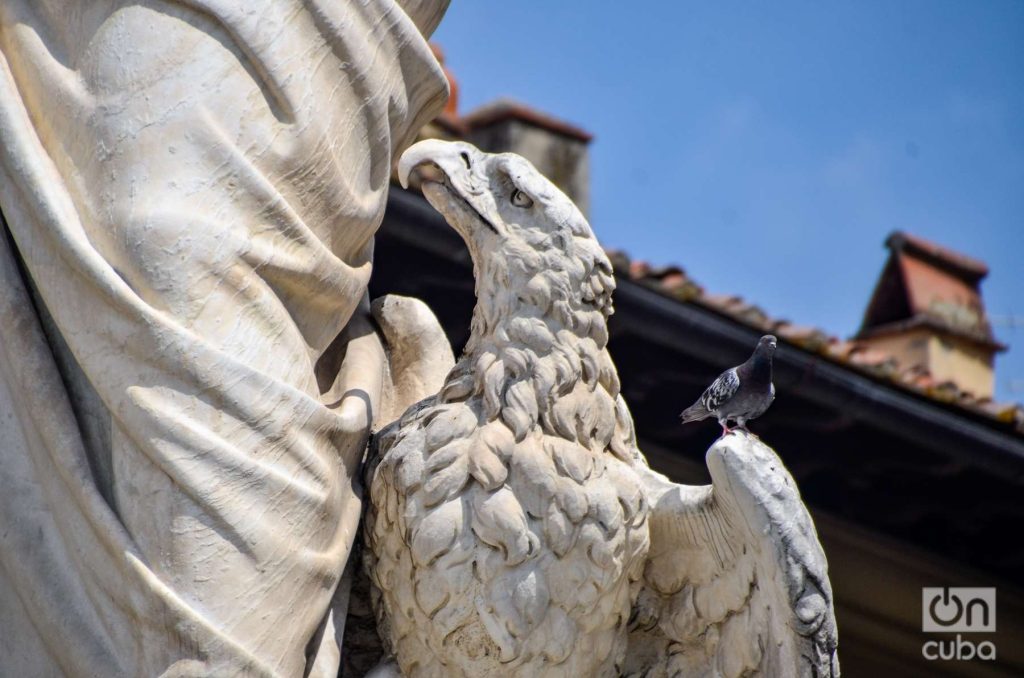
[433,1,1024,402]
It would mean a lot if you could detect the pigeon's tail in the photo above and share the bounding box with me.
[680,402,710,424]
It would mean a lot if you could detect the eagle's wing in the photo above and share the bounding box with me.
[702,367,740,413]
[371,294,455,425]
[627,434,839,677]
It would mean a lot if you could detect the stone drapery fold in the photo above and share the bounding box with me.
[0,1,448,675]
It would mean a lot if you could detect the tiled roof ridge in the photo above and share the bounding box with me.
[607,248,1024,435]
[887,230,989,281]
[458,98,593,143]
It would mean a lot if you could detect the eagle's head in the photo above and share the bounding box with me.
[399,140,624,445]
[399,140,615,337]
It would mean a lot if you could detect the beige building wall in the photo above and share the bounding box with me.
[927,334,995,398]
[861,329,995,398]
[860,329,931,374]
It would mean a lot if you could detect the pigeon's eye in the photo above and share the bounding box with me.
[510,189,534,208]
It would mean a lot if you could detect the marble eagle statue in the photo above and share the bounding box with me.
[363,140,839,677]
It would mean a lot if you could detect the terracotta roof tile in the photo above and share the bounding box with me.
[888,230,989,281]
[772,322,831,352]
[700,294,771,330]
[460,99,593,142]
[608,248,1024,435]
[824,339,857,361]
[847,346,900,378]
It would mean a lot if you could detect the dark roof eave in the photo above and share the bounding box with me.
[611,278,1024,480]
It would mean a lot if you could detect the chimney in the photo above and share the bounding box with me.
[429,43,459,118]
[856,231,1006,398]
[460,99,592,216]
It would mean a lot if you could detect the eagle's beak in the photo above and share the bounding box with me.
[398,139,477,190]
[397,140,499,241]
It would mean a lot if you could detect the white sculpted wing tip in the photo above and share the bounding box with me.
[371,294,455,426]
[629,434,839,677]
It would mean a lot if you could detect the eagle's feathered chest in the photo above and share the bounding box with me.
[366,354,651,676]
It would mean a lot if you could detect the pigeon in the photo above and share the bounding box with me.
[680,334,777,435]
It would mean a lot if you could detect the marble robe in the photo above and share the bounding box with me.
[0,1,448,675]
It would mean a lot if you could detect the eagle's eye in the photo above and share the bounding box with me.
[510,189,534,208]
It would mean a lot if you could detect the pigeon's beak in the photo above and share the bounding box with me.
[398,140,500,244]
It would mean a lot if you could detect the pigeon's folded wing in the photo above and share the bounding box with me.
[701,368,740,413]
[627,435,839,677]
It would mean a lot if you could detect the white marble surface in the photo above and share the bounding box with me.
[0,1,448,675]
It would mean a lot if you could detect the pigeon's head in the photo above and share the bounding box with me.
[399,139,615,326]
[757,335,778,356]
